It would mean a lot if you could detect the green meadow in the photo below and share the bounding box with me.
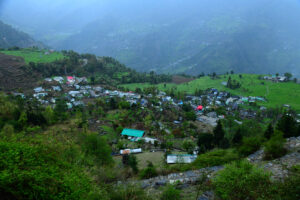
[122,74,300,111]
[0,48,64,63]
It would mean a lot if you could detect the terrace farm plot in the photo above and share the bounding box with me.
[122,74,300,111]
[0,49,64,64]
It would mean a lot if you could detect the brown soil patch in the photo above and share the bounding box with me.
[0,53,40,91]
[172,75,195,84]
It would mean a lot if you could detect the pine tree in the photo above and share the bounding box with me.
[264,123,274,139]
[128,154,139,174]
[214,120,225,147]
[198,133,214,152]
[232,128,243,145]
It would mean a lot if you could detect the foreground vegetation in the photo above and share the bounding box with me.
[0,89,299,199]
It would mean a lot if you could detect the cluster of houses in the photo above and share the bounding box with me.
[26,76,149,109]
[263,75,288,82]
[119,128,197,164]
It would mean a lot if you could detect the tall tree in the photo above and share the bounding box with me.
[232,128,243,145]
[213,120,225,147]
[264,123,274,139]
[197,133,214,153]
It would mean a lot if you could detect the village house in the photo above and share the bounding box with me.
[121,128,145,141]
[53,76,64,84]
[69,91,81,98]
[52,86,62,92]
[67,76,75,85]
[120,148,142,155]
[34,87,44,93]
[166,154,197,164]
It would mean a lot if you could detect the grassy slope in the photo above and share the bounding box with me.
[0,48,64,63]
[122,74,300,111]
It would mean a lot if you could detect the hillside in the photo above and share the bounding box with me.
[0,53,40,91]
[0,48,171,91]
[55,0,300,76]
[0,48,64,64]
[122,74,300,111]
[0,20,44,49]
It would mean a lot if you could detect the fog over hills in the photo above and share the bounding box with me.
[1,0,300,77]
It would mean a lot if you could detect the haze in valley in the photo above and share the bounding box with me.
[1,0,300,77]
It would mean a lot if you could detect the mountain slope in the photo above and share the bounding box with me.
[0,53,40,91]
[56,0,300,77]
[0,20,43,48]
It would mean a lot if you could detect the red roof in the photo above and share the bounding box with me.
[197,105,203,110]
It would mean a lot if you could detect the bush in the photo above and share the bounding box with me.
[213,160,273,200]
[139,162,158,179]
[110,185,153,200]
[193,149,239,168]
[160,185,181,200]
[277,165,300,200]
[264,131,287,160]
[0,141,106,200]
[238,136,262,157]
[82,134,113,166]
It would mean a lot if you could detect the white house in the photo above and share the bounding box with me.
[120,148,142,155]
[167,155,197,164]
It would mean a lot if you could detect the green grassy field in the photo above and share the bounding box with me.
[122,74,300,111]
[0,48,64,63]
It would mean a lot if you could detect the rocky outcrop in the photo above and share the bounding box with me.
[120,166,224,190]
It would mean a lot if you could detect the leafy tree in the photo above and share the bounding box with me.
[284,72,292,81]
[264,123,274,139]
[43,106,55,125]
[264,131,287,160]
[277,114,298,138]
[213,120,225,147]
[182,139,196,154]
[213,160,273,200]
[82,134,113,166]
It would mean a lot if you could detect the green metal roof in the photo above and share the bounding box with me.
[121,129,144,138]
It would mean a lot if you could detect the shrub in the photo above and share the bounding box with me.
[277,165,300,200]
[213,160,273,200]
[139,162,158,179]
[182,139,196,154]
[185,111,196,121]
[160,185,181,200]
[197,133,214,153]
[264,131,287,160]
[193,149,239,168]
[110,185,153,200]
[82,134,113,166]
[0,141,106,200]
[238,136,262,157]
